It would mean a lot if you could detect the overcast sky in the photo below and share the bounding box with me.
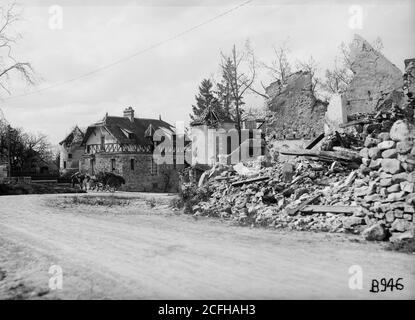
[1,0,414,145]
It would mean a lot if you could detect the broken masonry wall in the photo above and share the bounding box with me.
[403,58,415,123]
[265,70,328,142]
[404,58,415,99]
[344,34,403,115]
[324,94,348,134]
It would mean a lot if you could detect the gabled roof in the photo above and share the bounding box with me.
[59,126,84,146]
[190,106,235,126]
[81,116,175,146]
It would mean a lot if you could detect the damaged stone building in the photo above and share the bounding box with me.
[265,34,412,156]
[344,34,403,115]
[264,70,328,153]
[63,107,185,192]
[59,126,85,176]
[190,107,266,166]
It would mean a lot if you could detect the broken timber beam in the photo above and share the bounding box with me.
[286,194,321,216]
[300,205,359,214]
[305,133,325,150]
[339,118,372,128]
[231,176,270,187]
[279,149,361,163]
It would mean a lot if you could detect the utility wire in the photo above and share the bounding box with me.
[4,0,253,101]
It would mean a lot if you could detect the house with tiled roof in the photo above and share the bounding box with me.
[78,107,184,192]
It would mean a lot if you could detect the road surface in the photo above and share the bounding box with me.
[0,193,414,299]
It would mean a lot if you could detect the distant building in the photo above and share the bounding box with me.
[79,107,184,192]
[59,126,85,175]
[190,107,265,166]
[12,151,58,177]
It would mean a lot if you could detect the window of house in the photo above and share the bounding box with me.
[150,157,158,175]
[111,159,116,171]
[68,153,72,159]
[249,129,253,157]
[100,135,105,151]
[130,158,135,170]
[63,161,67,169]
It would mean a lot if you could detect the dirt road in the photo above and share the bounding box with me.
[0,193,414,299]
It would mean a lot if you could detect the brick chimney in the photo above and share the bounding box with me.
[123,107,135,122]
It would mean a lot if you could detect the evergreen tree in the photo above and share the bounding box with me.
[189,79,222,122]
[216,57,234,120]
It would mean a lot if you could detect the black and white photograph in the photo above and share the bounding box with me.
[0,0,414,306]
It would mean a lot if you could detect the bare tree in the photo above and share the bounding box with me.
[262,40,292,85]
[220,42,257,145]
[296,55,320,94]
[0,2,35,96]
[323,61,353,94]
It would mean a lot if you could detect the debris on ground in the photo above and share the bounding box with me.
[179,112,415,245]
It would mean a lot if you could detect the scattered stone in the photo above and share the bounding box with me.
[378,140,396,150]
[369,159,382,170]
[389,120,415,142]
[353,207,369,217]
[380,178,392,187]
[361,158,370,166]
[391,218,412,232]
[404,204,415,213]
[342,216,365,229]
[406,155,415,166]
[387,184,401,193]
[400,181,415,193]
[403,214,413,221]
[392,172,409,183]
[354,186,369,197]
[282,163,295,182]
[380,187,388,197]
[377,132,390,141]
[359,148,369,159]
[365,137,381,148]
[389,229,415,243]
[362,223,387,241]
[396,140,413,154]
[368,147,382,159]
[394,209,404,218]
[381,149,398,159]
[387,191,406,202]
[385,211,395,223]
[381,159,402,174]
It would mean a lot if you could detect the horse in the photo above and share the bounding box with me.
[70,172,91,190]
[91,172,125,192]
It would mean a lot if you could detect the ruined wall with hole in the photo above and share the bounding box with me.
[265,71,328,141]
[345,34,403,115]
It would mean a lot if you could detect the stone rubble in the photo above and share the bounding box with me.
[181,116,415,243]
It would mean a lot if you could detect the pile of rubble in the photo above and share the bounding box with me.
[183,118,415,243]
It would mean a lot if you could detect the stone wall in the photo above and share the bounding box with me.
[60,144,84,175]
[265,71,328,141]
[345,34,403,115]
[80,152,181,192]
